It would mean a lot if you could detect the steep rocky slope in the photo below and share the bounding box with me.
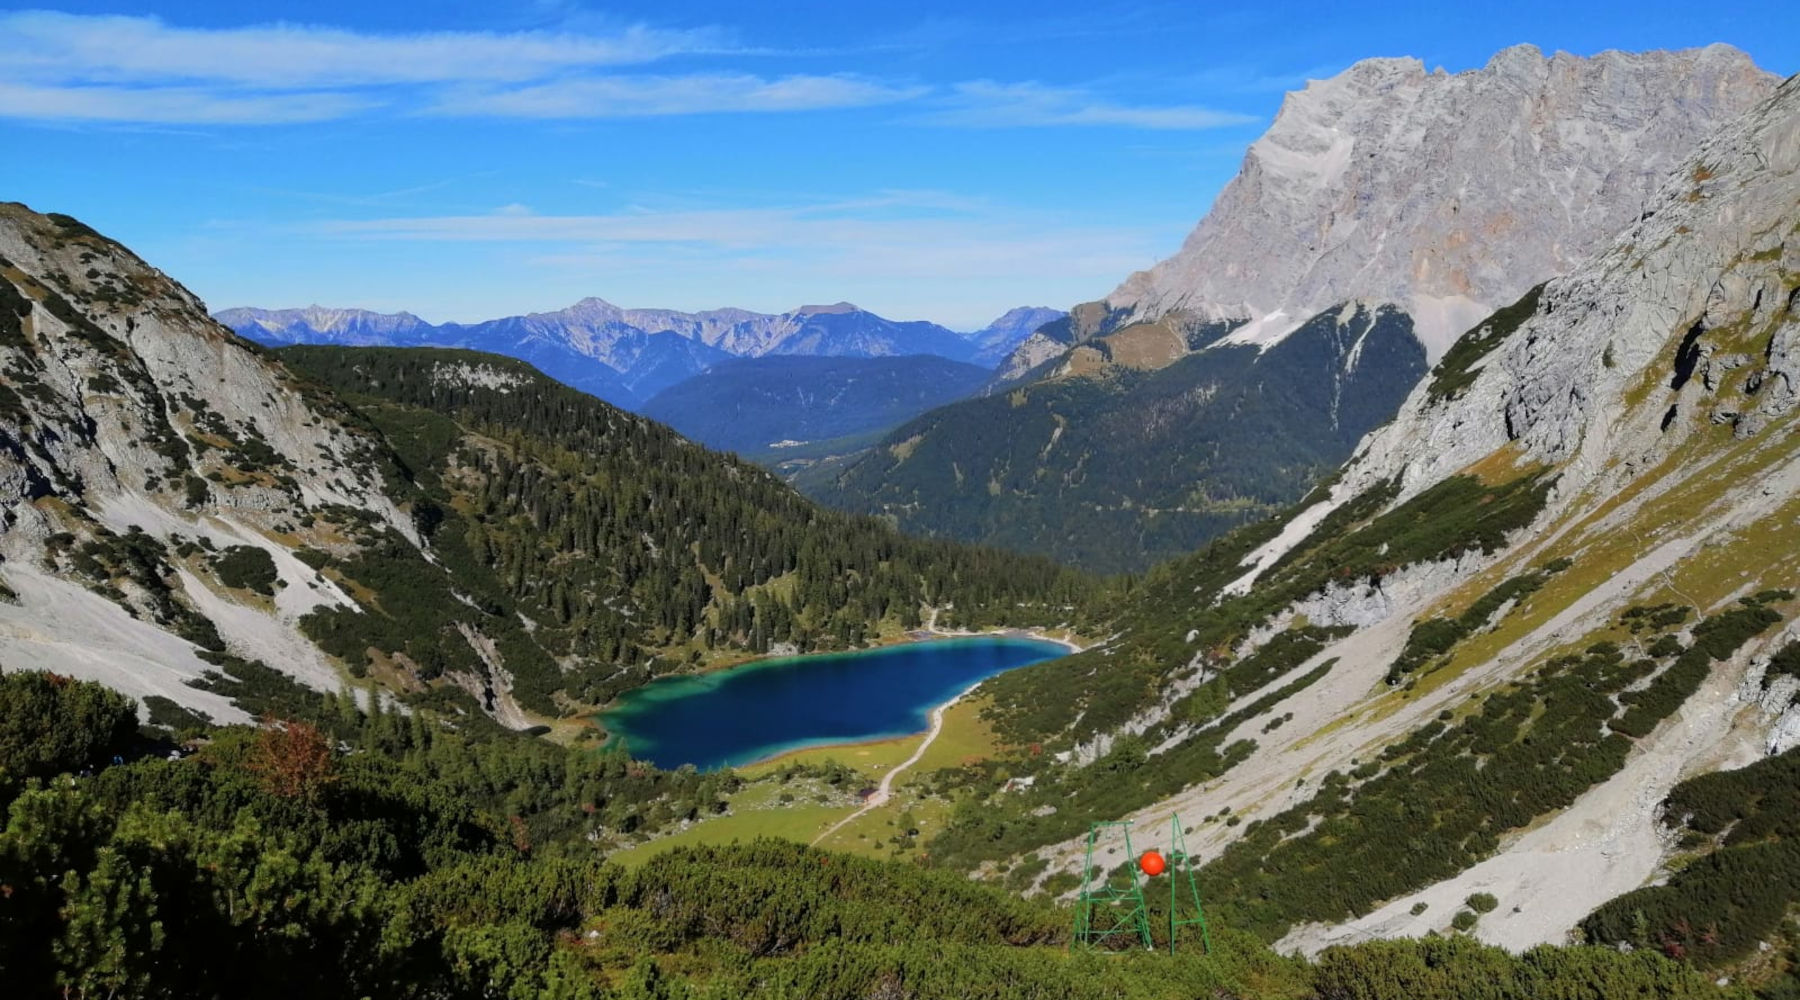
[815,44,1777,573]
[0,206,415,723]
[913,74,1800,962]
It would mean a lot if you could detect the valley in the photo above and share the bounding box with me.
[4,10,1800,1000]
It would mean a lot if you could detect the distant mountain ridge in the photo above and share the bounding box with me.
[641,354,991,461]
[967,306,1065,366]
[218,299,1051,408]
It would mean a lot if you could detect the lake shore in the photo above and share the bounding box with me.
[603,628,1079,772]
[665,618,1088,681]
[737,730,918,771]
[904,623,1088,655]
[808,682,977,845]
[730,628,1083,772]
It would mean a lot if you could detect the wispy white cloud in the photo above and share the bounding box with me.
[0,10,720,87]
[0,82,368,124]
[430,74,926,118]
[308,194,1164,285]
[922,81,1259,130]
[0,11,1254,131]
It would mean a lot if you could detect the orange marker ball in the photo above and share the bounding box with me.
[1138,850,1166,877]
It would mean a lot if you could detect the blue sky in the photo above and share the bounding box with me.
[5,2,1795,329]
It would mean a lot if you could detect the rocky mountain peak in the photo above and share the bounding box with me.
[980,305,1062,331]
[794,302,860,316]
[1103,44,1778,361]
[536,296,626,324]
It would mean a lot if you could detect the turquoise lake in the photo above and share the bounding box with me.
[600,636,1068,771]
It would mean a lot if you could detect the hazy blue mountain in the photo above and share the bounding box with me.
[967,306,1065,366]
[641,354,990,459]
[212,305,434,346]
[217,299,988,407]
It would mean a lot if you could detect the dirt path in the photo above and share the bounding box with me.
[811,685,969,847]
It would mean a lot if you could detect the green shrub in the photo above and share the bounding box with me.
[1466,892,1499,913]
[1585,742,1800,967]
[294,547,332,570]
[1648,635,1685,659]
[0,670,136,780]
[142,694,211,734]
[212,545,279,595]
[1451,910,1479,932]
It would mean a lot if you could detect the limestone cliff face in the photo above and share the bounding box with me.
[0,206,412,540]
[0,204,416,719]
[1095,44,1777,362]
[1339,72,1800,510]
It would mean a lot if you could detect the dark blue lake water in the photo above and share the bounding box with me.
[600,636,1067,771]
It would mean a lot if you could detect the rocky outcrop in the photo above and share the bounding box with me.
[1090,45,1777,365]
[0,203,418,718]
[1332,74,1800,511]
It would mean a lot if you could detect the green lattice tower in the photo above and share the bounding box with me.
[1072,820,1153,950]
[1166,815,1213,955]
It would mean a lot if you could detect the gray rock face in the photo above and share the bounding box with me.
[0,205,418,719]
[0,211,409,539]
[1339,74,1800,507]
[968,306,1065,366]
[1104,44,1777,361]
[213,305,432,345]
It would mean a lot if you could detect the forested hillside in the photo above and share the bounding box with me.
[641,354,990,461]
[0,669,1749,1000]
[810,304,1424,572]
[278,346,1099,712]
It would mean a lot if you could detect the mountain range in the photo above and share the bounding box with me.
[810,43,1779,572]
[218,299,1065,410]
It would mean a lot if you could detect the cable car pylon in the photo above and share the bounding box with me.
[1164,814,1212,955]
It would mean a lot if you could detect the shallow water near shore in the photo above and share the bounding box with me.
[599,636,1067,771]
